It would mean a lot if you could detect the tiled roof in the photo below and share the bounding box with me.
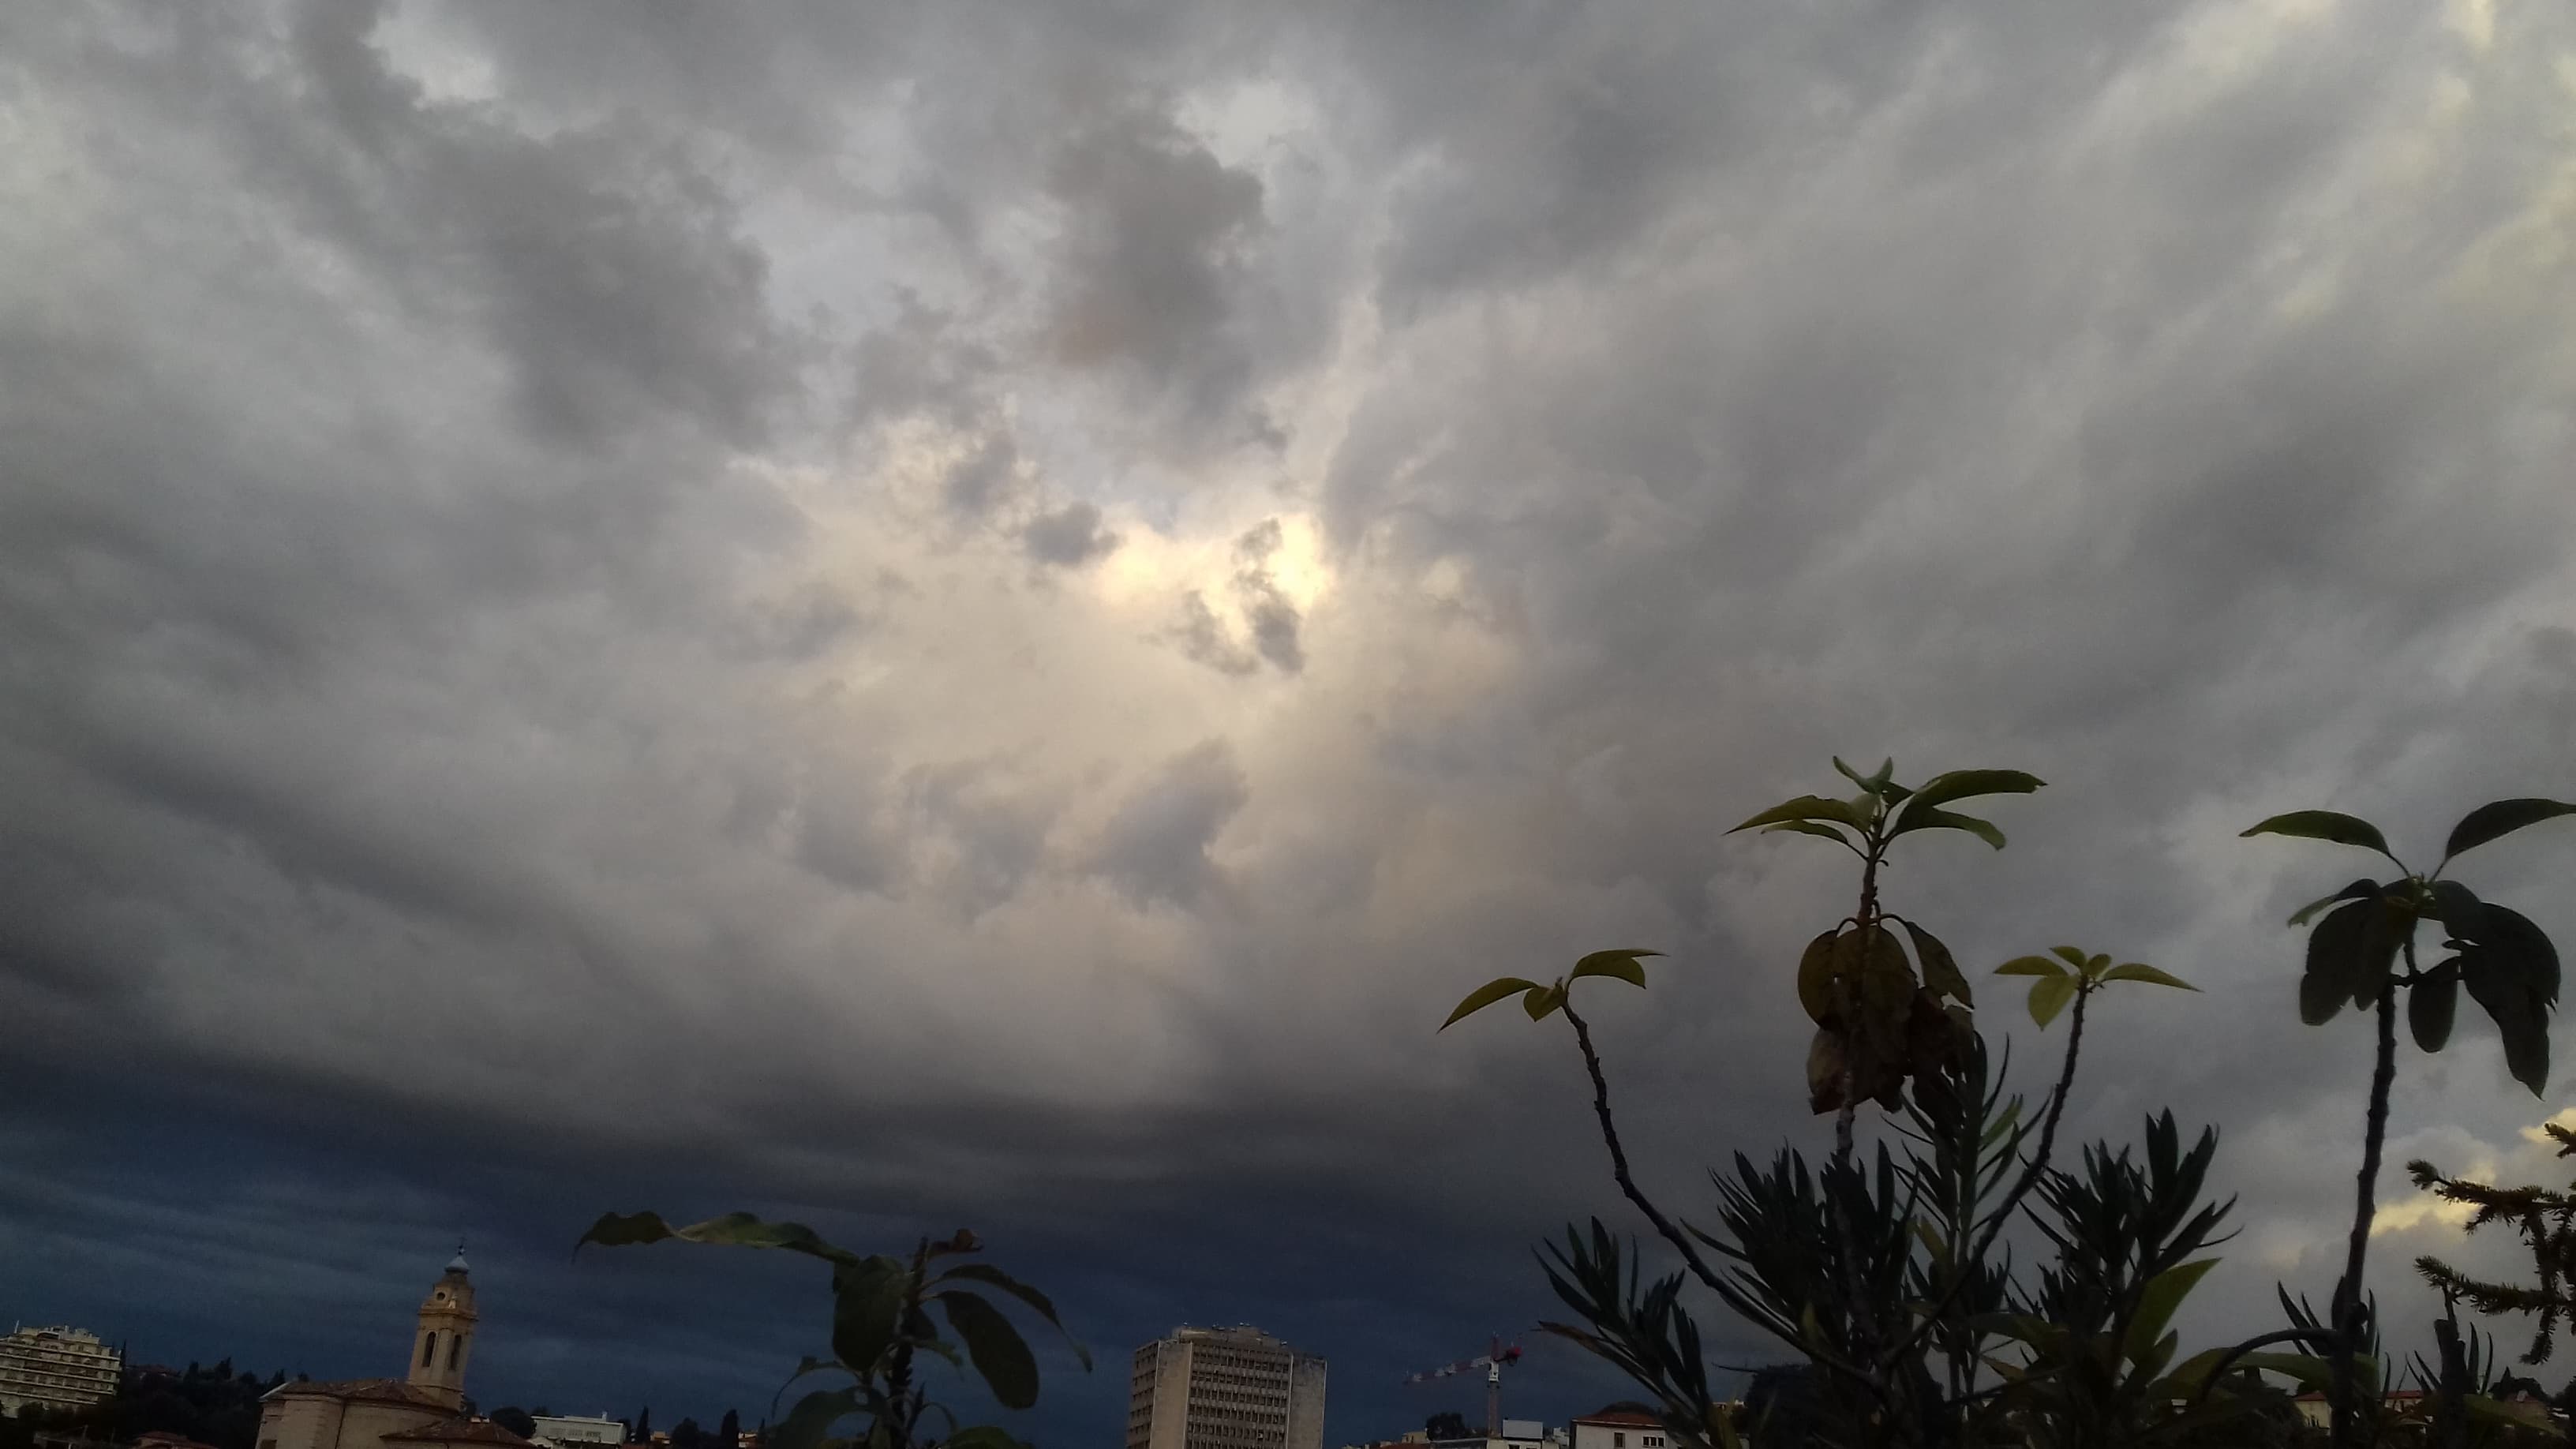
[1571,1412,1661,1428]
[384,1419,536,1447]
[135,1433,226,1449]
[268,1379,455,1409]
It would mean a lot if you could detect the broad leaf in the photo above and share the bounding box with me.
[1522,983,1567,1021]
[2408,961,2459,1052]
[830,1256,909,1374]
[2242,811,2394,859]
[1902,920,1971,1005]
[1900,769,2044,814]
[2027,973,2080,1028]
[2463,953,2553,1095]
[2125,1259,2221,1364]
[1893,807,2005,850]
[1728,796,1867,833]
[1795,930,1842,1023]
[2302,900,2395,1024]
[2049,945,2090,970]
[2426,879,2484,942]
[2443,798,2576,864]
[768,1389,861,1449]
[1995,955,2065,978]
[1569,949,1661,988]
[2290,878,2379,927]
[2099,963,2197,990]
[1441,977,1540,1030]
[577,1211,856,1265]
[938,1290,1041,1410]
[932,1264,1085,1369]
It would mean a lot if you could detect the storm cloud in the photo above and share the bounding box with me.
[6,0,2576,1442]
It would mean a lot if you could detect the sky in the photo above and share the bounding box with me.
[4,0,2576,1442]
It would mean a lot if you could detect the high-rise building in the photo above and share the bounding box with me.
[1126,1326,1325,1449]
[0,1324,123,1413]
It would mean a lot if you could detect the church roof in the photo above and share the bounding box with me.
[386,1420,536,1448]
[266,1379,458,1409]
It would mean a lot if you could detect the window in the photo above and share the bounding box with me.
[1614,1436,1625,1447]
[421,1335,436,1368]
[447,1335,462,1370]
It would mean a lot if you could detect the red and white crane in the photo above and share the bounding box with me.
[1402,1336,1525,1438]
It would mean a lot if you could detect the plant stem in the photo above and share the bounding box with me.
[2331,953,2405,1449]
[1971,983,2089,1265]
[1559,998,1732,1298]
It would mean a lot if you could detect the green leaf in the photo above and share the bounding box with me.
[2463,953,2553,1095]
[1795,930,1842,1024]
[1728,796,1867,833]
[1892,807,2005,850]
[2290,878,2380,927]
[1901,920,1971,1006]
[938,1290,1041,1410]
[1995,956,2065,979]
[2028,973,2080,1028]
[2241,810,2395,860]
[1441,977,1541,1030]
[1900,769,2045,815]
[1761,820,1854,845]
[575,1211,856,1265]
[2049,945,2090,970]
[930,1264,1090,1369]
[1568,949,1661,989]
[2301,899,2395,1025]
[2125,1259,2221,1364]
[768,1389,861,1449]
[2443,798,2576,864]
[2426,879,2484,942]
[1522,983,1567,1021]
[2099,963,2197,991]
[2409,960,2460,1052]
[830,1256,910,1374]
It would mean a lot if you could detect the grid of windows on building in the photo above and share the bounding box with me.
[0,1325,125,1414]
[1125,1326,1325,1449]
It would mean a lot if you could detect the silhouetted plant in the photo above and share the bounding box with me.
[577,1213,1088,1449]
[2245,797,2575,1446]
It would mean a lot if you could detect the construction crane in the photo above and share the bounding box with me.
[1402,1336,1525,1438]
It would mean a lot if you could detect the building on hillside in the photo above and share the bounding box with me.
[255,1248,535,1449]
[1126,1325,1326,1449]
[1569,1408,1666,1449]
[527,1416,624,1447]
[0,1324,124,1413]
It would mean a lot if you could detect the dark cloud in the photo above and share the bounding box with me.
[7,0,2576,1443]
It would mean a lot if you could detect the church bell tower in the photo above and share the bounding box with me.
[407,1245,477,1410]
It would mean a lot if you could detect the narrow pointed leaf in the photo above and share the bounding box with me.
[938,1290,1041,1410]
[1761,820,1853,845]
[1728,796,1867,833]
[2099,963,2197,990]
[2126,1259,2221,1363]
[1893,807,2005,849]
[2242,811,2394,859]
[2290,878,2379,927]
[1900,769,2044,815]
[1996,956,2065,979]
[2027,973,2080,1028]
[2443,798,2576,863]
[1441,977,1540,1030]
[1901,920,1971,1005]
[1569,949,1661,988]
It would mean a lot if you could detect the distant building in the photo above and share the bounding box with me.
[527,1417,624,1447]
[1126,1325,1326,1449]
[1569,1409,1664,1449]
[0,1324,124,1413]
[1425,1419,1563,1449]
[255,1248,534,1449]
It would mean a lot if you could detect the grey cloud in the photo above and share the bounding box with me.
[1022,500,1122,567]
[1086,739,1249,911]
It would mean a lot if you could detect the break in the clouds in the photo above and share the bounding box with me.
[6,0,2576,1440]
